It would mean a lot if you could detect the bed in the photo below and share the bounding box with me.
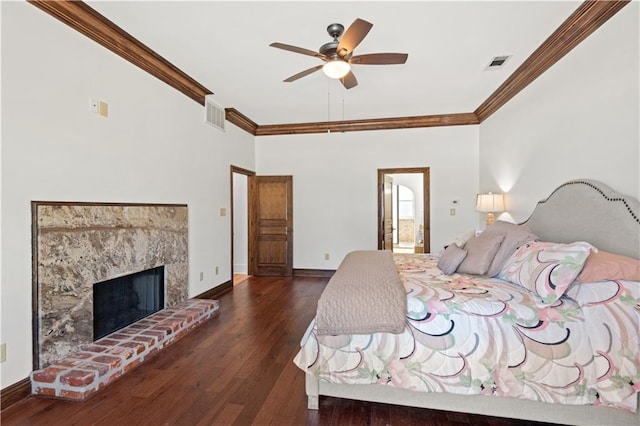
[293,180,640,426]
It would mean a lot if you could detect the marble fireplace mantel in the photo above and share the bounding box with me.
[32,202,189,369]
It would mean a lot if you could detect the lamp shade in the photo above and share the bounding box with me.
[476,192,505,213]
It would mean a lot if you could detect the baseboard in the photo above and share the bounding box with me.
[1,377,31,411]
[194,280,233,299]
[293,269,335,278]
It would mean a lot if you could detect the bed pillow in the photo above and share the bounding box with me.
[501,241,595,306]
[437,244,467,275]
[452,230,476,249]
[576,250,640,283]
[456,233,505,275]
[481,221,539,278]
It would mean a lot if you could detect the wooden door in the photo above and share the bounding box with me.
[378,167,430,253]
[249,175,293,276]
[383,175,394,250]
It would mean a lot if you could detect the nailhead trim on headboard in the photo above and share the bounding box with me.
[536,180,639,224]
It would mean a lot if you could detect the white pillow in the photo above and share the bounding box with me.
[453,230,476,248]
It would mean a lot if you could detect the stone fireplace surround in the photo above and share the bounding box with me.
[32,202,190,369]
[28,202,223,401]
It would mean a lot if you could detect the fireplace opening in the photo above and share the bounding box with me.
[93,266,165,340]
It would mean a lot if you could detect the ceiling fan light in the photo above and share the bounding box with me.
[322,60,350,79]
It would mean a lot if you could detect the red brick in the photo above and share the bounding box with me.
[124,359,140,373]
[68,352,94,360]
[34,386,56,397]
[53,359,84,368]
[60,369,96,387]
[132,335,155,347]
[80,362,110,377]
[118,328,139,335]
[32,366,67,383]
[152,325,173,335]
[92,355,122,369]
[106,370,123,384]
[106,346,135,359]
[119,341,145,355]
[150,313,171,320]
[108,333,132,340]
[140,330,166,342]
[127,323,149,330]
[79,344,107,353]
[94,338,120,346]
[59,388,93,400]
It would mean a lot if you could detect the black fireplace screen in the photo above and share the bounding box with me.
[93,266,165,340]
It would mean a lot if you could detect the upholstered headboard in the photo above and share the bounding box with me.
[521,180,640,259]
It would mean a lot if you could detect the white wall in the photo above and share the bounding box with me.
[1,3,254,387]
[255,126,480,268]
[232,173,249,274]
[479,3,639,223]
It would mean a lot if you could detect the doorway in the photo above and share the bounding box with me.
[231,166,255,285]
[377,167,430,254]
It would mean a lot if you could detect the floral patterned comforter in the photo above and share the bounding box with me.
[293,253,640,411]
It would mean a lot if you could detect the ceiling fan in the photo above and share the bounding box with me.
[270,18,408,90]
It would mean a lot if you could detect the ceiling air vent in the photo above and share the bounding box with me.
[485,55,511,70]
[205,95,225,131]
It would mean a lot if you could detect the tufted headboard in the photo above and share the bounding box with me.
[521,180,640,259]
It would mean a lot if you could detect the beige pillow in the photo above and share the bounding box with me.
[437,244,467,275]
[457,233,505,275]
[482,221,539,277]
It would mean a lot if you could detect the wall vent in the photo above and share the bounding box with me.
[205,95,226,131]
[485,55,511,70]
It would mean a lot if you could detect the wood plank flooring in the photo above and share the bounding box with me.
[2,276,551,425]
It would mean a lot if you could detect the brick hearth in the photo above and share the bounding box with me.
[30,299,219,401]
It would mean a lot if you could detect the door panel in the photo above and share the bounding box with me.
[249,175,293,276]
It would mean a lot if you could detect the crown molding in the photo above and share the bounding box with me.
[28,0,212,105]
[255,113,479,136]
[28,1,629,135]
[225,108,259,135]
[475,0,630,123]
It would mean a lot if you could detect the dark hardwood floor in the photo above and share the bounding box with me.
[2,276,551,425]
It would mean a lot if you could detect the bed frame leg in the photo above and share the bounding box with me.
[305,374,320,410]
[308,395,319,410]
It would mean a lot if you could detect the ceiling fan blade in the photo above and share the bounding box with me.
[337,18,373,58]
[350,53,408,65]
[340,71,358,90]
[283,64,324,82]
[270,42,324,59]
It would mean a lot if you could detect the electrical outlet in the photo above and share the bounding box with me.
[324,253,330,261]
[89,98,99,113]
[199,272,204,281]
[0,343,6,363]
[215,266,219,275]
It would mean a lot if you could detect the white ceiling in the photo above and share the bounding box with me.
[87,1,582,125]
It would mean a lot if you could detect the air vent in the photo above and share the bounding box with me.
[205,95,225,131]
[485,55,511,70]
